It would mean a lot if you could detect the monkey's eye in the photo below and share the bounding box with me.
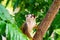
[32,15,35,18]
[30,15,35,18]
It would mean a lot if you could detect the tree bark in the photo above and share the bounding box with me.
[33,0,60,40]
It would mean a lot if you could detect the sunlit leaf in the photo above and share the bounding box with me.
[54,29,60,35]
[6,23,29,40]
[0,4,15,24]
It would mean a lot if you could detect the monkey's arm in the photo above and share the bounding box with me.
[33,25,38,30]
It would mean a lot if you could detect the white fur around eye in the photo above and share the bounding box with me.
[28,14,31,17]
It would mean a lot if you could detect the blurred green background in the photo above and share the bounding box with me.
[0,0,60,40]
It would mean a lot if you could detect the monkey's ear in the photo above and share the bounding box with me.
[32,14,35,18]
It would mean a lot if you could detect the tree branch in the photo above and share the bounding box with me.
[33,0,60,40]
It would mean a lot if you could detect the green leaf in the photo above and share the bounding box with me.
[0,20,6,35]
[54,29,60,35]
[52,13,60,29]
[0,4,15,24]
[6,23,29,40]
[0,4,29,40]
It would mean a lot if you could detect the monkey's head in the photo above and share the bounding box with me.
[25,14,36,22]
[25,14,36,33]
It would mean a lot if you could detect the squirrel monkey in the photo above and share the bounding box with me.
[21,14,38,39]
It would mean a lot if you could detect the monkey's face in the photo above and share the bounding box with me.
[25,14,36,32]
[25,14,35,22]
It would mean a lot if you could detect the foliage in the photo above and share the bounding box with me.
[0,0,60,40]
[0,4,28,40]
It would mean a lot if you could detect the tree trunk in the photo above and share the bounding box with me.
[33,0,60,40]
